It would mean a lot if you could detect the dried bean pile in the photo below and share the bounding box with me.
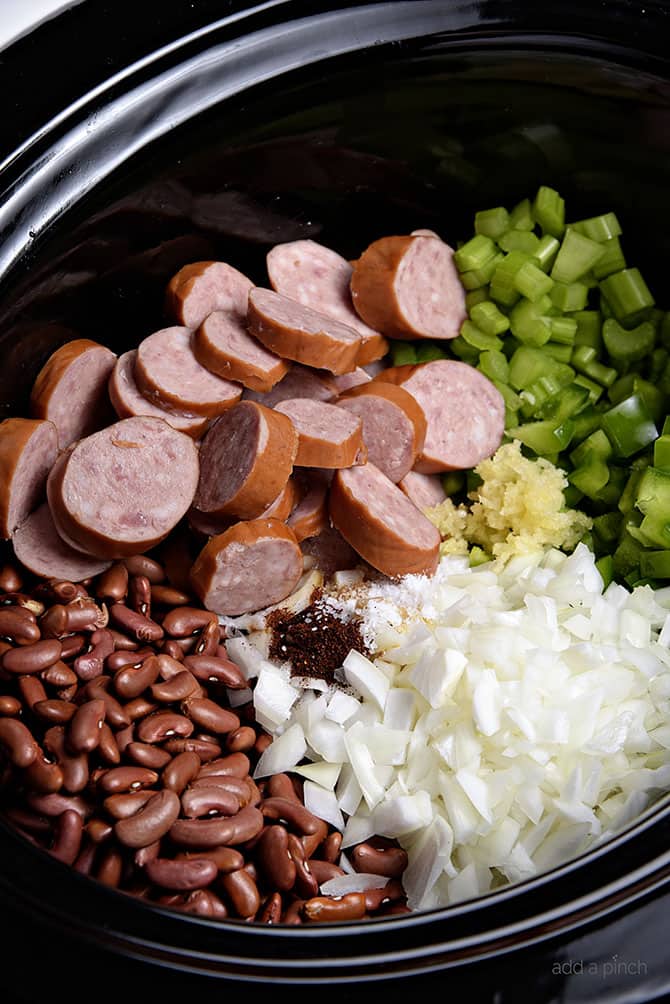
[0,556,409,923]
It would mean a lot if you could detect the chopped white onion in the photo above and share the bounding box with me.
[303,781,345,831]
[319,873,388,896]
[253,723,306,779]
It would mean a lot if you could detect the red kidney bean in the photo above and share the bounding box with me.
[128,575,152,619]
[363,879,405,913]
[173,889,228,918]
[180,786,240,819]
[155,653,186,680]
[108,629,138,651]
[4,805,51,834]
[162,607,217,638]
[73,840,98,876]
[47,580,81,603]
[17,674,48,709]
[254,733,272,756]
[43,726,89,793]
[27,792,90,818]
[60,635,87,660]
[258,891,283,924]
[181,697,239,736]
[49,808,83,865]
[74,628,115,681]
[163,737,221,761]
[114,723,134,755]
[220,867,260,919]
[135,711,193,744]
[105,647,153,672]
[261,797,323,836]
[113,654,161,699]
[83,677,131,729]
[1,603,36,624]
[0,694,21,716]
[126,742,172,769]
[302,893,367,922]
[96,846,124,887]
[122,556,165,584]
[86,818,114,843]
[192,619,220,657]
[170,636,197,655]
[98,766,159,795]
[322,831,343,865]
[159,640,185,662]
[351,843,408,879]
[0,565,23,593]
[23,753,64,794]
[301,818,329,860]
[123,696,159,722]
[150,670,201,703]
[176,846,244,873]
[3,639,62,674]
[109,605,163,643]
[162,751,200,795]
[41,661,77,688]
[42,600,106,637]
[287,832,318,898]
[151,585,191,608]
[225,726,256,753]
[134,840,161,867]
[144,857,218,891]
[255,825,296,892]
[67,698,106,753]
[190,774,253,806]
[196,753,250,780]
[96,563,129,604]
[169,806,263,849]
[183,655,246,689]
[282,899,305,926]
[33,699,78,724]
[103,790,154,820]
[0,609,41,644]
[307,860,346,885]
[0,718,39,767]
[115,789,181,848]
[97,723,121,765]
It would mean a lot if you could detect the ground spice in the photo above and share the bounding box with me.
[267,595,369,683]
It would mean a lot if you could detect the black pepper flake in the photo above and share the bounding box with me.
[267,596,368,683]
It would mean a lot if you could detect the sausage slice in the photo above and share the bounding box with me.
[329,462,440,578]
[242,364,337,409]
[373,360,505,472]
[398,471,447,512]
[332,367,371,393]
[193,310,289,392]
[13,504,111,581]
[30,339,117,449]
[189,476,299,540]
[286,472,329,543]
[0,418,59,539]
[247,288,361,375]
[350,234,466,340]
[300,526,358,579]
[194,401,298,520]
[190,519,303,616]
[47,417,199,559]
[134,327,242,417]
[275,399,366,469]
[266,240,388,365]
[166,260,253,329]
[108,351,209,438]
[336,382,426,483]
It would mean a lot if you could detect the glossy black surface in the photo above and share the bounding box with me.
[0,1,670,999]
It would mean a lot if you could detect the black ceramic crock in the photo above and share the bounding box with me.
[0,2,669,1001]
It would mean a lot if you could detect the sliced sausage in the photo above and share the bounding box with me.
[262,476,300,522]
[274,399,366,469]
[350,233,466,340]
[190,519,303,616]
[30,339,117,449]
[286,473,329,543]
[300,525,358,579]
[108,351,209,438]
[194,401,297,520]
[331,367,371,393]
[242,364,337,408]
[13,504,111,581]
[166,260,252,329]
[246,288,361,376]
[193,311,289,392]
[329,462,440,578]
[188,477,299,540]
[134,326,242,417]
[373,360,505,472]
[187,508,234,540]
[398,470,447,511]
[336,382,426,483]
[47,417,199,559]
[266,240,388,364]
[0,418,59,539]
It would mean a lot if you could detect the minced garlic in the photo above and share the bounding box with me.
[425,441,591,564]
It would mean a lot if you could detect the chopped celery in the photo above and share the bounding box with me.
[459,253,504,290]
[514,261,554,302]
[507,419,574,454]
[600,267,655,322]
[573,310,602,350]
[532,185,565,238]
[649,348,669,383]
[454,234,497,272]
[573,374,604,404]
[470,300,510,336]
[449,336,480,364]
[475,206,509,239]
[510,297,552,346]
[654,435,670,470]
[591,236,626,280]
[602,318,655,364]
[549,316,578,344]
[534,234,560,272]
[465,288,490,310]
[551,228,605,283]
[416,343,447,362]
[509,198,535,231]
[508,345,574,390]
[498,230,541,255]
[390,342,417,366]
[489,251,530,307]
[460,320,503,352]
[543,342,574,363]
[493,380,523,412]
[478,349,509,383]
[550,281,588,313]
[601,394,657,458]
[570,212,622,243]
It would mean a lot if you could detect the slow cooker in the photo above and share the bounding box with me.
[0,1,669,1000]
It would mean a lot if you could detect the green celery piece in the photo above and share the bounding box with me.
[573,310,603,350]
[593,511,623,548]
[551,228,605,283]
[539,383,590,422]
[534,234,560,272]
[570,428,613,466]
[608,373,636,405]
[459,253,504,290]
[520,373,570,418]
[442,471,465,496]
[470,300,510,336]
[465,288,490,311]
[474,206,510,239]
[591,236,626,280]
[550,281,588,313]
[573,374,604,404]
[478,349,509,384]
[640,550,670,579]
[493,380,523,412]
[654,435,670,470]
[549,317,578,344]
[391,342,417,366]
[661,312,670,350]
[568,459,610,499]
[489,250,531,307]
[449,336,480,365]
[663,416,670,435]
[601,394,658,458]
[514,261,554,302]
[595,554,615,588]
[532,185,565,238]
[508,345,574,391]
[649,348,669,384]
[582,359,618,389]
[507,419,574,455]
[460,319,503,352]
[510,297,552,347]
[509,198,535,231]
[454,234,497,272]
[602,318,655,364]
[416,343,447,362]
[543,342,573,363]
[600,268,655,323]
[570,212,622,243]
[498,230,541,255]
